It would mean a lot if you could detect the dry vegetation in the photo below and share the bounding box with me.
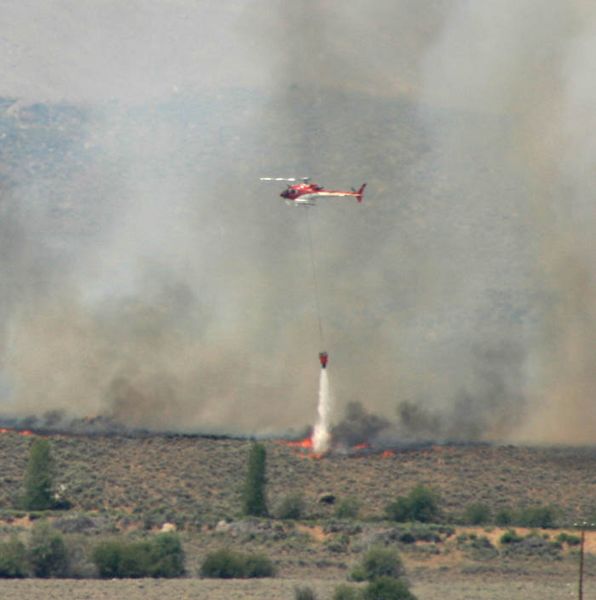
[2,432,596,523]
[1,431,596,598]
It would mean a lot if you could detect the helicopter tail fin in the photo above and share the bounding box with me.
[357,183,366,203]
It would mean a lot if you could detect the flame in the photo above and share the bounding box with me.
[381,450,396,458]
[286,437,314,449]
[0,428,35,437]
[280,436,329,459]
[353,442,371,450]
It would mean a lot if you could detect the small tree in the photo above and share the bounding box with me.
[23,439,55,511]
[243,442,268,517]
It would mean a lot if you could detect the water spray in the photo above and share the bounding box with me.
[312,366,332,453]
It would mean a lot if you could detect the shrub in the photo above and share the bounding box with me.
[501,534,562,560]
[294,585,318,600]
[495,508,513,527]
[276,493,305,520]
[242,552,275,577]
[362,577,417,600]
[0,537,28,578]
[460,535,498,561]
[333,584,360,600]
[200,548,246,578]
[200,548,275,579]
[23,439,55,511]
[147,533,185,577]
[335,497,361,520]
[28,522,69,578]
[556,532,581,546]
[386,486,440,523]
[464,503,491,525]
[93,540,151,578]
[516,505,557,529]
[385,497,410,523]
[243,443,268,517]
[351,547,404,582]
[93,533,185,578]
[499,529,522,545]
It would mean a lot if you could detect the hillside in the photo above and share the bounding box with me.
[2,431,595,525]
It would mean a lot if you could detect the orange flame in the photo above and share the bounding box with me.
[353,442,371,450]
[381,450,396,458]
[286,437,314,449]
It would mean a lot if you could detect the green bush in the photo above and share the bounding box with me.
[499,529,522,544]
[28,522,69,578]
[147,533,185,577]
[335,497,361,520]
[333,584,360,599]
[495,508,513,526]
[276,493,305,520]
[556,532,581,546]
[386,486,440,523]
[0,537,28,578]
[200,548,275,579]
[295,586,318,600]
[243,443,268,517]
[93,540,151,578]
[385,497,410,523]
[241,552,275,577]
[93,533,185,578]
[23,439,55,511]
[351,547,404,582]
[362,576,417,600]
[200,548,246,578]
[516,505,557,529]
[464,503,491,525]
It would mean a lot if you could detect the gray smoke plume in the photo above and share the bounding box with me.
[0,2,595,442]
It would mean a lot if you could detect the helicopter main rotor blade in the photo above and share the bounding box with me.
[259,177,310,182]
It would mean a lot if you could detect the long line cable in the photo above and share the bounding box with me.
[305,207,324,345]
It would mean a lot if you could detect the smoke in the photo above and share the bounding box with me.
[419,1,596,442]
[0,2,595,442]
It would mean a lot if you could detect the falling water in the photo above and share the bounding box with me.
[312,368,331,453]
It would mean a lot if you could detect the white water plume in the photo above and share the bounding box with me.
[312,369,332,453]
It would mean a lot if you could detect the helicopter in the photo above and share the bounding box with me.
[260,177,366,206]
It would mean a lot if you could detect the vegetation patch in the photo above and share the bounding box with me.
[200,547,275,579]
[385,485,440,523]
[92,533,185,578]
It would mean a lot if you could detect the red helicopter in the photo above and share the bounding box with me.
[260,177,366,206]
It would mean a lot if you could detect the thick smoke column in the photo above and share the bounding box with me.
[312,369,331,453]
